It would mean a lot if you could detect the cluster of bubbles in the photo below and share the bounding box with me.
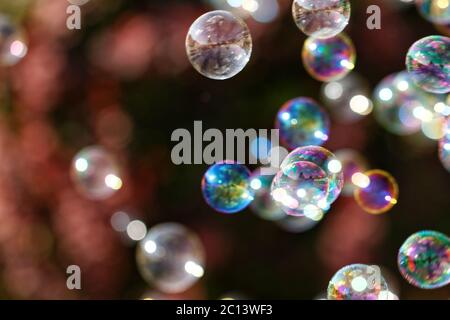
[186,0,355,81]
[136,223,206,294]
[398,230,449,289]
[271,146,344,218]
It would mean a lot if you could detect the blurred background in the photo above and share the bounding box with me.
[0,0,448,299]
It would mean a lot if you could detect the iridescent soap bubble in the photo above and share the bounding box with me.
[321,73,373,123]
[406,35,450,94]
[249,169,285,221]
[71,146,123,200]
[202,161,254,214]
[275,97,330,149]
[438,116,450,171]
[353,169,398,214]
[136,223,205,294]
[0,14,27,66]
[327,264,389,300]
[373,71,443,135]
[292,0,351,39]
[398,230,450,289]
[186,10,252,80]
[416,0,450,25]
[271,146,344,217]
[334,149,369,196]
[302,33,356,82]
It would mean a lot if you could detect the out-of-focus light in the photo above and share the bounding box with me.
[250,178,262,190]
[126,220,147,241]
[105,174,123,190]
[328,159,342,173]
[296,188,306,198]
[251,0,279,23]
[396,80,409,92]
[110,211,130,232]
[421,117,445,140]
[412,106,434,122]
[303,204,324,221]
[227,0,243,7]
[351,276,368,292]
[184,261,204,278]
[10,40,27,58]
[352,172,370,188]
[314,130,328,141]
[75,158,88,172]
[437,0,449,10]
[144,240,157,254]
[324,82,344,100]
[434,102,450,116]
[379,88,393,101]
[349,95,373,115]
[340,59,355,69]
[242,0,259,12]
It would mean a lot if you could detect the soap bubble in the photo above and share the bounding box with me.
[353,170,398,214]
[136,223,205,294]
[327,264,389,300]
[302,33,356,82]
[186,10,252,80]
[416,0,450,25]
[292,0,351,39]
[334,149,369,196]
[398,230,450,289]
[202,161,254,214]
[438,116,450,171]
[275,97,330,149]
[271,146,344,216]
[0,14,27,66]
[71,146,123,200]
[406,35,450,94]
[249,169,285,221]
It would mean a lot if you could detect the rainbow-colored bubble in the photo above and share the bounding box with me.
[406,35,450,94]
[302,33,356,82]
[202,161,254,214]
[275,97,330,149]
[271,146,343,217]
[327,264,389,300]
[439,117,450,171]
[354,170,398,214]
[416,0,450,25]
[398,230,450,289]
